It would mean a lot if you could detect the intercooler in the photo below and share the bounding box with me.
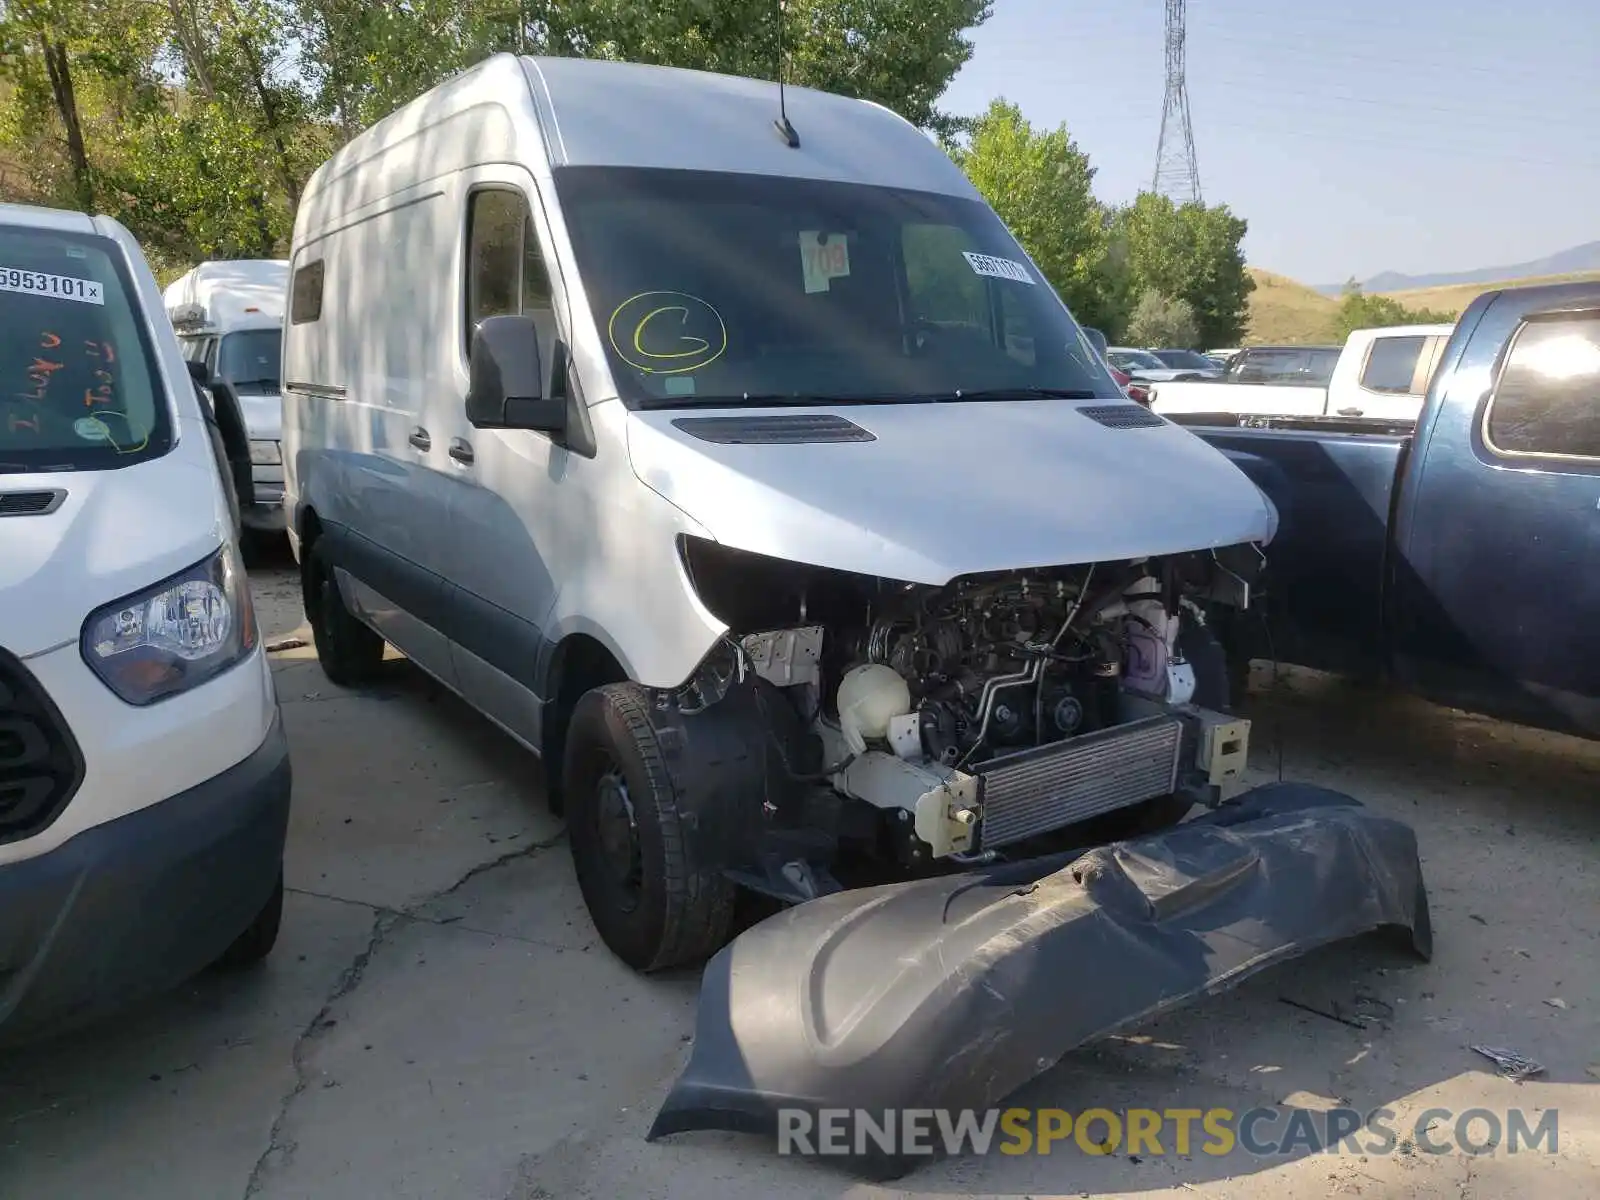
[975,713,1185,849]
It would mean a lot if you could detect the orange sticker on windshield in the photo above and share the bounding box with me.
[799,231,850,294]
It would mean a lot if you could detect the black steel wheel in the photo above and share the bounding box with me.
[303,538,385,687]
[564,682,736,972]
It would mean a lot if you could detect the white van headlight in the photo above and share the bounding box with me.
[81,542,258,705]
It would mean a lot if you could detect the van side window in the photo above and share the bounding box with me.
[465,188,557,391]
[1361,335,1426,394]
[291,260,324,324]
[1484,314,1600,461]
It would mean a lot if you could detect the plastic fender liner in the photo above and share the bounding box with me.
[648,782,1432,1179]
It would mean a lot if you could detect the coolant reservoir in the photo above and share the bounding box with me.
[837,664,912,755]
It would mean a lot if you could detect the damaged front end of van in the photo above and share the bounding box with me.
[648,782,1432,1180]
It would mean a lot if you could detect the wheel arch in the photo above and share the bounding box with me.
[540,632,630,810]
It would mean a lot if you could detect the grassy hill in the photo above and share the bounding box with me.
[1243,268,1340,346]
[1244,264,1600,345]
[1377,268,1600,317]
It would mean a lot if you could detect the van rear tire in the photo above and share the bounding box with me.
[563,683,736,972]
[305,538,386,687]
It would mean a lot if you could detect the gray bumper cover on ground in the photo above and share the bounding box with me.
[649,782,1432,1178]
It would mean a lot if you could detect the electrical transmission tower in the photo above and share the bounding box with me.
[1152,0,1202,203]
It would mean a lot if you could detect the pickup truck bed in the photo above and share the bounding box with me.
[1174,282,1600,742]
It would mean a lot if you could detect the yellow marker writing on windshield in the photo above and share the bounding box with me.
[634,306,710,359]
[607,291,727,375]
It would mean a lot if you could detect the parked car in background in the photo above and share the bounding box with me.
[1149,348,1224,379]
[1148,325,1454,421]
[1081,327,1146,402]
[164,260,289,536]
[1106,347,1195,383]
[1178,283,1600,742]
[0,202,290,1049]
[1204,348,1239,369]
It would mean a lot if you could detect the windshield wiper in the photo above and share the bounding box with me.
[652,393,931,408]
[927,387,1103,402]
[650,387,1106,408]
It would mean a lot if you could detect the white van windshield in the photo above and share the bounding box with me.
[217,327,281,388]
[553,167,1122,409]
[0,227,170,470]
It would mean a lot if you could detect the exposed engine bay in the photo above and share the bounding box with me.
[666,537,1263,899]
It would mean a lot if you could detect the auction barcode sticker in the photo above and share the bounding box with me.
[962,252,1035,285]
[0,267,105,305]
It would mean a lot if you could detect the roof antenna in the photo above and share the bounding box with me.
[772,0,800,147]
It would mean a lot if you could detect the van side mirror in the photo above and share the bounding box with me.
[465,315,563,432]
[186,359,211,386]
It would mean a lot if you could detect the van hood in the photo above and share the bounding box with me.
[234,384,282,442]
[625,400,1274,584]
[0,453,225,658]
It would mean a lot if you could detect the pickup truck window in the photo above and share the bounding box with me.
[1484,314,1600,461]
[1360,335,1427,394]
[1229,347,1339,386]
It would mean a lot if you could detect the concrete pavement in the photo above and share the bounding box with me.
[2,549,1597,1198]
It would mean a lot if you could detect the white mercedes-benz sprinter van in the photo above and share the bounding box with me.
[0,203,289,1045]
[283,55,1274,973]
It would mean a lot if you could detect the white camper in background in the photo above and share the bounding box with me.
[164,260,289,533]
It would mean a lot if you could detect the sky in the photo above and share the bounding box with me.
[938,0,1600,285]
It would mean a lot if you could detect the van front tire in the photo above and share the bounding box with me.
[564,683,736,972]
[211,871,284,970]
[304,539,386,686]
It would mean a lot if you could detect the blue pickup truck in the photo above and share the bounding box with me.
[1179,281,1600,741]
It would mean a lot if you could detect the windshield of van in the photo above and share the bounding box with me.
[552,167,1121,408]
[217,327,280,388]
[0,225,170,471]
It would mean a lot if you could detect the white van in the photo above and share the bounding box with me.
[283,54,1274,973]
[0,203,289,1045]
[164,260,290,534]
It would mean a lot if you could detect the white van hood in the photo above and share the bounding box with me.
[235,384,283,441]
[0,454,224,658]
[626,400,1274,584]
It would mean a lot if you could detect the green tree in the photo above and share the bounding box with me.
[1115,192,1254,347]
[950,97,1119,330]
[0,0,162,209]
[294,0,992,142]
[1124,289,1200,348]
[1333,286,1455,339]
